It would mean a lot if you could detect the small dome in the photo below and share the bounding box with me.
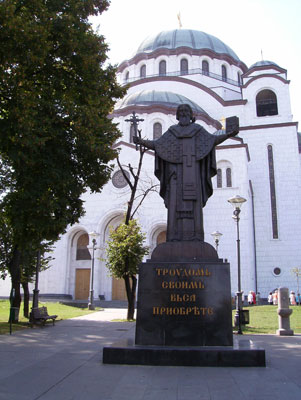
[136,29,240,61]
[116,90,206,114]
[250,60,280,69]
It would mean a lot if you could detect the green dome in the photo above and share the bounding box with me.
[116,90,206,114]
[136,29,240,61]
[250,60,280,69]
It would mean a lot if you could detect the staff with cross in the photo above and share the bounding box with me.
[125,111,144,150]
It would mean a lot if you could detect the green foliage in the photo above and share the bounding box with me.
[106,220,149,279]
[0,0,126,245]
[0,207,53,282]
[233,305,301,334]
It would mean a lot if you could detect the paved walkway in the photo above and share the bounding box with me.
[0,307,300,400]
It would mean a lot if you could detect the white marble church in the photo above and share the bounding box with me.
[2,28,301,301]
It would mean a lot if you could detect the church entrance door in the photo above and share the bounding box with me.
[75,268,91,300]
[112,278,127,300]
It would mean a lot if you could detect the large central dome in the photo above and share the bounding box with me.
[136,29,240,61]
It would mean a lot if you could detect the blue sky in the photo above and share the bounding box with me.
[91,0,301,126]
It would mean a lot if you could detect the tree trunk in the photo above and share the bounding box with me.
[22,282,30,318]
[124,275,137,320]
[8,248,22,323]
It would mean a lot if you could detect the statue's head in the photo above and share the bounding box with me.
[176,104,196,126]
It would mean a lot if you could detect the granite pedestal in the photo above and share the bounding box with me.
[103,242,266,367]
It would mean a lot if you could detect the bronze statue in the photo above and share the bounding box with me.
[134,104,239,242]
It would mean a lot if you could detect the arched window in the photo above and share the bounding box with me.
[76,233,91,260]
[153,122,162,139]
[226,168,232,187]
[159,60,166,76]
[130,124,135,143]
[222,65,227,82]
[140,64,146,78]
[180,58,188,75]
[256,90,278,117]
[202,60,209,76]
[217,169,222,188]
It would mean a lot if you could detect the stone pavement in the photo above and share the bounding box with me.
[0,306,300,400]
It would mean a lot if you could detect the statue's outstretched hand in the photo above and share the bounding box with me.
[226,116,239,137]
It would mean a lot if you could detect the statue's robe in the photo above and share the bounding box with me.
[154,123,217,241]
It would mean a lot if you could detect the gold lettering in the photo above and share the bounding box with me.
[186,307,192,315]
[156,268,162,276]
[193,306,200,315]
[179,307,185,315]
[208,307,214,315]
[170,269,176,276]
[173,308,179,315]
[190,294,196,302]
[163,268,169,276]
[205,269,211,276]
[166,308,173,315]
[162,281,168,289]
[183,269,189,277]
[153,307,159,315]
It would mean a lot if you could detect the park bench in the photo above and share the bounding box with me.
[31,306,58,326]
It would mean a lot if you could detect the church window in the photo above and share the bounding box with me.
[267,145,279,239]
[222,65,227,82]
[130,124,135,143]
[202,60,209,76]
[159,60,166,76]
[217,168,222,188]
[180,58,188,75]
[76,233,91,260]
[153,122,162,139]
[273,267,281,276]
[112,170,130,189]
[140,64,146,78]
[256,90,278,117]
[226,168,232,187]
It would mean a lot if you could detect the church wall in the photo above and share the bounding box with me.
[240,124,301,295]
[204,144,254,295]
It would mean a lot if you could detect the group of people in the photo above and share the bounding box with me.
[247,291,260,305]
[267,290,301,305]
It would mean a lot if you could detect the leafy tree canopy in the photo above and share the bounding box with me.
[0,0,126,245]
[106,219,149,279]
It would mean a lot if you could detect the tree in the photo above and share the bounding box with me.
[106,219,149,320]
[0,0,126,320]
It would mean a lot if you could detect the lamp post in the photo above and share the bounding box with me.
[211,230,223,254]
[88,231,99,310]
[228,195,246,335]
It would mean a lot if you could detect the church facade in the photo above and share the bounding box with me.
[1,29,300,301]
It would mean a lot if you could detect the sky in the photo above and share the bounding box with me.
[90,0,301,127]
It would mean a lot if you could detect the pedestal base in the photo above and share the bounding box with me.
[103,338,266,367]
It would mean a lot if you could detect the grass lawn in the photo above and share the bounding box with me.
[233,305,301,334]
[0,300,103,335]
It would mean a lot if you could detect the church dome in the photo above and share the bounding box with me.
[135,29,240,61]
[116,90,206,114]
[249,60,280,69]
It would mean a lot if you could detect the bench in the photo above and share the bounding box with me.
[31,306,58,326]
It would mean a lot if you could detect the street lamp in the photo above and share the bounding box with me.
[228,195,247,335]
[88,231,99,310]
[211,231,223,254]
